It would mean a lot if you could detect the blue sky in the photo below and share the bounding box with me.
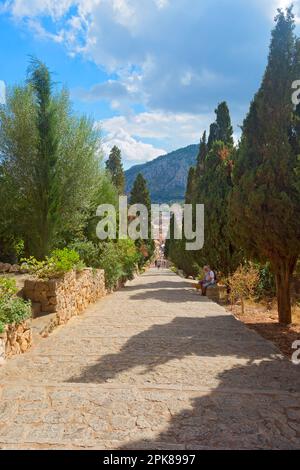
[0,0,299,169]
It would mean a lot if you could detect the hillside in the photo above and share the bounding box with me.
[125,144,199,203]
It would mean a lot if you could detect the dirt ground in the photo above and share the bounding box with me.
[228,299,300,359]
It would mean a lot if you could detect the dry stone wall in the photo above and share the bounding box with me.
[0,262,26,273]
[206,285,228,304]
[0,320,32,362]
[23,268,106,335]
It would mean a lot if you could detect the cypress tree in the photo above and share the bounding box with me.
[196,131,208,178]
[130,173,154,261]
[207,122,219,151]
[106,146,125,195]
[0,59,101,259]
[208,102,234,150]
[130,173,151,211]
[28,58,58,258]
[185,167,196,205]
[230,8,300,324]
[198,141,239,277]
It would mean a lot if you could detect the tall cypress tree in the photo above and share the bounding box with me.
[130,173,154,261]
[208,102,234,150]
[185,167,196,205]
[196,131,208,179]
[0,59,101,259]
[130,173,151,211]
[198,141,239,277]
[230,8,300,324]
[207,122,219,151]
[28,58,58,258]
[106,146,125,195]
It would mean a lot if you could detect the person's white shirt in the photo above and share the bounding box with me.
[205,270,215,282]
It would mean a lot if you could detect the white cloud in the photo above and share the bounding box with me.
[261,0,300,22]
[155,0,169,10]
[26,18,64,43]
[77,71,146,112]
[1,0,297,166]
[100,110,213,166]
[102,127,166,166]
[2,0,75,18]
[3,0,299,115]
[102,111,212,144]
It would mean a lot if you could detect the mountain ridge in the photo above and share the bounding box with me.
[125,144,199,203]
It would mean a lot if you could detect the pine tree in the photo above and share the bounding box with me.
[106,146,125,195]
[208,102,234,150]
[230,8,300,324]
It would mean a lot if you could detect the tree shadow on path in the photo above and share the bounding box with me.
[120,359,300,450]
[66,315,297,388]
[124,280,193,292]
[66,311,300,449]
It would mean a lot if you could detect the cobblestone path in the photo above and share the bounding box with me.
[0,269,300,449]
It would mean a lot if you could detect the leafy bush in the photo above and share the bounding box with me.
[170,266,178,274]
[0,277,31,333]
[22,248,85,280]
[0,277,18,297]
[68,240,101,268]
[255,262,276,298]
[228,264,260,314]
[51,249,84,273]
[98,242,124,290]
[117,239,141,281]
[0,297,32,333]
[98,240,140,290]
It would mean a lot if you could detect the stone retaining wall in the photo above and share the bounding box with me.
[0,320,32,362]
[0,262,26,273]
[206,284,228,304]
[23,268,106,335]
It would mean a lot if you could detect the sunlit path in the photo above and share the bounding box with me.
[0,269,299,449]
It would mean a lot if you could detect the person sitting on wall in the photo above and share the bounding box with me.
[198,265,216,296]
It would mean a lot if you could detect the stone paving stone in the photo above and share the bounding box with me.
[0,269,299,449]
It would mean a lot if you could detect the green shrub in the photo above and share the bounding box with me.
[0,297,32,333]
[98,242,124,290]
[22,248,85,279]
[0,277,18,297]
[245,262,276,299]
[0,277,31,333]
[51,248,84,273]
[68,240,100,268]
[117,239,141,282]
[255,263,276,298]
[98,240,140,290]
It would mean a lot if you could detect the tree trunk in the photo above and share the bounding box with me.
[274,258,296,325]
[241,297,245,315]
